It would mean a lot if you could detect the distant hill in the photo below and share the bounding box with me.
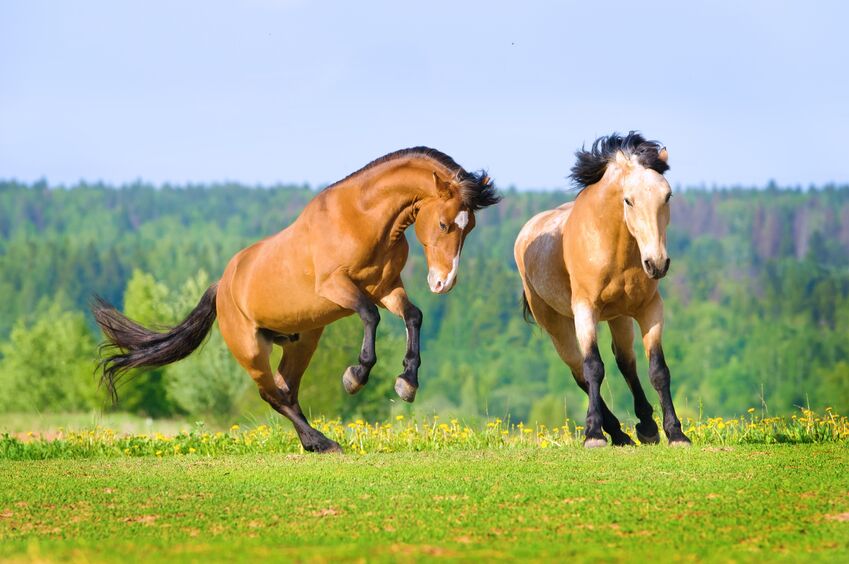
[1,180,847,420]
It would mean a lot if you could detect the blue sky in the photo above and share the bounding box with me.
[1,1,847,189]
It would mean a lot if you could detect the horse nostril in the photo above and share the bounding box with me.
[643,259,652,272]
[434,280,443,291]
[664,258,671,272]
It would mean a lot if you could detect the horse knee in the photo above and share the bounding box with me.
[405,304,423,328]
[360,301,380,327]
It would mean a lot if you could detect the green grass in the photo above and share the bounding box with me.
[0,412,193,436]
[2,409,847,461]
[2,445,848,562]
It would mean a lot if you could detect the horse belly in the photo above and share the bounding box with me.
[228,236,350,333]
[254,289,351,333]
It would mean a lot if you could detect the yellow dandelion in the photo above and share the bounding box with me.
[395,415,404,421]
[230,424,240,431]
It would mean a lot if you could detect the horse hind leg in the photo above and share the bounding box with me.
[218,298,340,453]
[270,328,342,453]
[608,317,660,445]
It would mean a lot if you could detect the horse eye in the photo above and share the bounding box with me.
[624,198,633,207]
[665,192,672,203]
[439,221,447,232]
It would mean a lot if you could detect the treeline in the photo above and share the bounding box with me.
[0,180,847,424]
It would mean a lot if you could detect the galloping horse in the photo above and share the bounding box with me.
[94,147,500,452]
[514,132,690,448]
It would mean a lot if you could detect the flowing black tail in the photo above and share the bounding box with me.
[92,283,218,402]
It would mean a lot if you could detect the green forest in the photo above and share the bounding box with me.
[1,180,847,426]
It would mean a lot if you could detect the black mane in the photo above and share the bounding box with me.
[329,146,501,211]
[569,131,669,189]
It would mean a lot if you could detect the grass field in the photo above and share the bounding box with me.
[2,411,848,562]
[2,445,848,562]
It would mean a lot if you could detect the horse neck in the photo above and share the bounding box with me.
[349,161,443,240]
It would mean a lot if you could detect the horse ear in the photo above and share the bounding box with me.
[432,172,453,199]
[658,147,669,162]
[614,150,630,167]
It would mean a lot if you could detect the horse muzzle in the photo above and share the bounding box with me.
[642,257,670,279]
[427,269,457,294]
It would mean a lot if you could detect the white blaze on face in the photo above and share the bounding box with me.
[454,210,469,230]
[427,254,460,293]
[427,210,469,293]
[442,253,460,288]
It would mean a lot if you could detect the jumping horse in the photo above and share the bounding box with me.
[514,132,690,447]
[94,147,500,453]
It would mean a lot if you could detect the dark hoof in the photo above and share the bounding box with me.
[583,436,608,449]
[637,430,661,445]
[394,377,417,403]
[304,437,343,454]
[342,366,365,395]
[636,422,661,445]
[611,432,636,447]
[668,434,692,447]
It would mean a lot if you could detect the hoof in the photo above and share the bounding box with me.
[394,377,417,403]
[304,438,343,454]
[342,366,365,395]
[669,435,692,447]
[583,436,608,449]
[637,430,661,445]
[636,421,661,445]
[611,433,636,447]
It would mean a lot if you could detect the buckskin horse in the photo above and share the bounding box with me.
[93,147,500,453]
[514,132,690,448]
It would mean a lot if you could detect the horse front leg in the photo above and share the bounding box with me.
[608,316,660,444]
[573,302,608,448]
[636,294,691,446]
[318,274,380,395]
[380,283,422,402]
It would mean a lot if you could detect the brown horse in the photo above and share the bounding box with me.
[93,147,500,452]
[514,132,690,448]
